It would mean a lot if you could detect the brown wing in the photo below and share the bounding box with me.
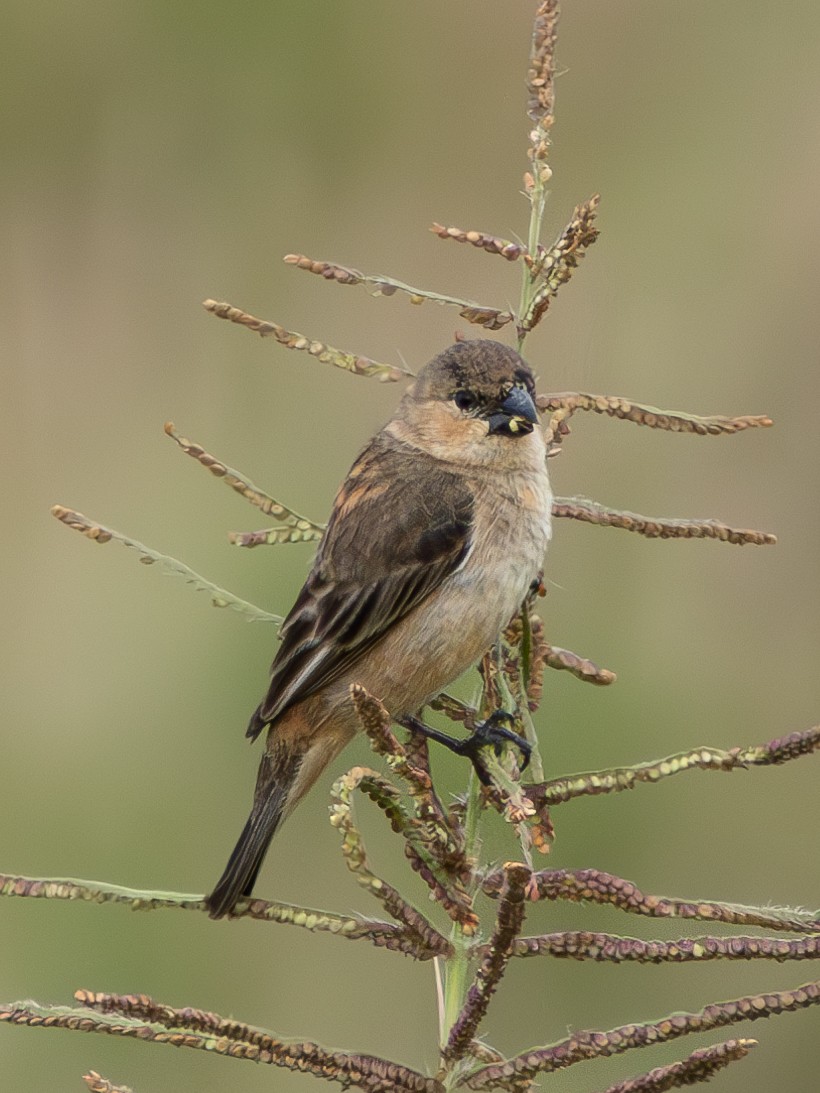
[246,435,474,740]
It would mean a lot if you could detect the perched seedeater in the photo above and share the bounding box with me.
[205,339,552,918]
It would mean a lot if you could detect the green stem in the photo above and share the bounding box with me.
[516,177,549,351]
[519,602,545,781]
[439,770,482,1083]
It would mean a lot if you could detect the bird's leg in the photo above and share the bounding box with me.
[470,711,532,768]
[398,711,531,785]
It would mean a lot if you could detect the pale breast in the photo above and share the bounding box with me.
[354,461,553,717]
[306,444,553,738]
[457,463,553,638]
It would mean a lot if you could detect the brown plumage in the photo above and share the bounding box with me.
[205,339,552,918]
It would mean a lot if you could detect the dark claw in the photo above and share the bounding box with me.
[398,711,531,785]
[465,711,531,780]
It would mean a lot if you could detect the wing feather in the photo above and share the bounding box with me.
[247,436,474,740]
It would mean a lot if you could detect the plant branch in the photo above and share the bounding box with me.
[0,997,442,1093]
[429,224,528,263]
[284,254,514,331]
[83,1072,134,1093]
[0,873,431,958]
[537,391,772,435]
[540,725,820,806]
[444,863,530,1064]
[353,686,470,881]
[518,196,601,336]
[592,1039,755,1093]
[482,867,820,934]
[440,769,484,1082]
[552,496,776,546]
[464,980,820,1087]
[330,766,468,946]
[229,524,324,546]
[495,931,820,964]
[517,0,560,349]
[202,299,411,382]
[50,506,281,623]
[538,642,617,687]
[164,422,324,538]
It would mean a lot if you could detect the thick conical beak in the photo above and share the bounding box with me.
[487,385,540,435]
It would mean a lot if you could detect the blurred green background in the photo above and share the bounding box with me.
[3,1,819,1090]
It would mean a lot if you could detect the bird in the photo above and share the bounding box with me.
[205,338,553,918]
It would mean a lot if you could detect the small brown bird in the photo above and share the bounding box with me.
[205,339,552,918]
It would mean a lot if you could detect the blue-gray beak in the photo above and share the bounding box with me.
[487,385,539,436]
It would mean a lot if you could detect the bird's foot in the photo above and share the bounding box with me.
[462,711,531,783]
[399,710,530,785]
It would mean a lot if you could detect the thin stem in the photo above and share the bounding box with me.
[440,771,483,1087]
[444,864,531,1063]
[517,182,548,351]
[1,997,442,1093]
[462,767,483,857]
[433,957,446,1044]
[0,873,430,954]
[517,0,558,347]
[519,601,545,781]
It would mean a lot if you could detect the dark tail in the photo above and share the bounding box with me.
[205,754,294,918]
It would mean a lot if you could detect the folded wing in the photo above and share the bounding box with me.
[247,436,474,740]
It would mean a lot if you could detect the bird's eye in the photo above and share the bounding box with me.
[453,390,478,413]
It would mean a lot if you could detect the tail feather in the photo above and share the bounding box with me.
[205,785,287,919]
[207,711,336,919]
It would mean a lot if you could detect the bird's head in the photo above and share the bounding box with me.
[389,340,543,467]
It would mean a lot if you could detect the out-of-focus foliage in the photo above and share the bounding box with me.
[2,2,818,1091]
